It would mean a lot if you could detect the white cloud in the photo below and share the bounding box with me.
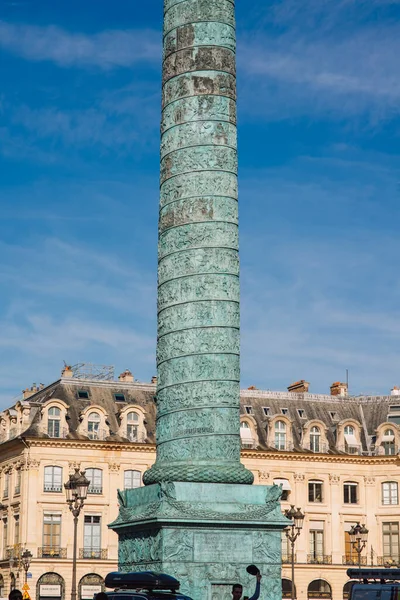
[238,0,400,120]
[0,20,160,68]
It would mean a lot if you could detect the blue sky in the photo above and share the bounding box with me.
[1,0,400,408]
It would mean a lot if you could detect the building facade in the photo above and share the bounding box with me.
[0,369,400,600]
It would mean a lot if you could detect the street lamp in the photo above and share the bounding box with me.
[21,550,32,585]
[349,523,369,569]
[64,469,90,600]
[284,506,305,600]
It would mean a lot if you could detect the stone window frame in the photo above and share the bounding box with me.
[117,405,146,443]
[375,422,399,455]
[267,414,293,451]
[336,419,362,454]
[41,399,69,439]
[78,405,109,441]
[239,416,259,449]
[302,420,328,453]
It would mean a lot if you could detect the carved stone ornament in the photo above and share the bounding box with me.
[329,474,340,484]
[258,470,270,481]
[68,461,80,472]
[364,476,376,485]
[27,459,40,470]
[108,463,120,473]
[294,473,305,482]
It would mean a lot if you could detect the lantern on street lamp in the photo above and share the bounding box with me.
[284,506,305,600]
[21,550,32,584]
[349,522,369,569]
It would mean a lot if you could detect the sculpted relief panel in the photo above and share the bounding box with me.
[157,434,240,462]
[161,121,237,158]
[164,0,235,34]
[157,352,240,389]
[164,22,236,59]
[157,326,239,364]
[160,171,238,207]
[159,221,238,258]
[163,46,235,84]
[163,71,236,107]
[160,146,237,183]
[156,407,240,443]
[159,196,238,232]
[158,247,239,285]
[161,96,236,132]
[157,273,240,312]
[158,300,240,337]
[157,380,239,414]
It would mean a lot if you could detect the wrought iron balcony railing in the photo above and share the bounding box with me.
[308,443,329,454]
[79,548,108,559]
[308,593,332,599]
[88,485,103,495]
[282,553,296,564]
[43,484,63,493]
[38,547,67,559]
[271,442,294,452]
[307,554,332,564]
[378,556,400,566]
[6,544,22,560]
[342,555,367,566]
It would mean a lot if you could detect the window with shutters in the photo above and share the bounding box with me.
[383,522,400,561]
[43,514,61,553]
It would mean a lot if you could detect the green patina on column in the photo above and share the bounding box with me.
[143,0,253,487]
[110,3,290,598]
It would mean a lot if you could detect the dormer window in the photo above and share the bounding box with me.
[48,407,61,438]
[240,421,255,449]
[344,424,359,454]
[114,393,125,402]
[245,406,253,415]
[382,429,396,455]
[127,412,139,442]
[281,408,288,415]
[88,412,100,440]
[263,407,270,416]
[275,420,287,450]
[77,390,89,399]
[310,426,321,453]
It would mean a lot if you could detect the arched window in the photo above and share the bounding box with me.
[282,579,295,599]
[343,582,356,600]
[127,412,139,442]
[44,466,63,493]
[382,428,396,455]
[275,420,287,450]
[240,421,255,449]
[310,426,321,453]
[48,407,61,438]
[85,468,103,494]
[87,412,101,440]
[344,425,359,454]
[124,470,141,490]
[308,580,332,599]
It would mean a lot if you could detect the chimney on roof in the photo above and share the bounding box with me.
[287,380,310,393]
[391,386,400,396]
[330,381,348,396]
[151,376,157,384]
[62,365,73,378]
[22,384,39,400]
[247,385,258,390]
[119,370,134,383]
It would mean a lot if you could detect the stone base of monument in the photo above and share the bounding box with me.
[109,482,289,600]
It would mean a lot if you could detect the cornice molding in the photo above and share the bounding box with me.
[25,438,156,453]
[240,449,400,464]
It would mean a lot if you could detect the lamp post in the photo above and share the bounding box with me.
[21,549,32,585]
[64,469,89,600]
[284,506,305,600]
[349,523,368,569]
